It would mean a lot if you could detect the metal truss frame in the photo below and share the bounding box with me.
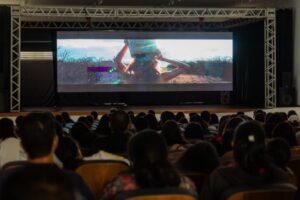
[10,6,21,112]
[264,8,277,108]
[10,6,276,111]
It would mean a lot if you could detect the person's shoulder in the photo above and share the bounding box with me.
[268,164,290,182]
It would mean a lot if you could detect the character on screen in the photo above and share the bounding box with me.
[114,39,190,84]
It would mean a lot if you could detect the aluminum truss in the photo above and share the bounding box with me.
[20,7,268,19]
[10,6,277,111]
[21,19,259,30]
[10,6,21,112]
[265,8,276,108]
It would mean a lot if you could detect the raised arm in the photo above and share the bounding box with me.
[158,56,190,82]
[115,43,129,73]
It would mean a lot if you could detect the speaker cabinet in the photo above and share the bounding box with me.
[278,87,295,107]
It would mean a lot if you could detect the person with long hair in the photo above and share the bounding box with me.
[203,121,289,200]
[101,129,197,200]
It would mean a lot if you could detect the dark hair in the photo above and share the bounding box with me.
[15,115,24,127]
[190,114,202,124]
[176,112,185,122]
[70,122,92,149]
[61,112,74,123]
[1,165,76,200]
[210,113,219,125]
[110,110,130,134]
[85,115,94,127]
[265,113,285,138]
[55,137,82,170]
[267,138,291,170]
[222,117,244,153]
[288,110,297,118]
[128,129,181,188]
[77,116,90,127]
[0,118,15,140]
[91,111,98,120]
[254,112,266,123]
[184,122,204,140]
[145,114,158,130]
[95,114,110,136]
[55,115,65,126]
[20,113,56,159]
[272,121,297,146]
[161,120,185,146]
[160,111,176,125]
[218,115,231,135]
[148,110,155,115]
[233,121,268,175]
[134,117,149,132]
[201,111,211,123]
[177,142,220,174]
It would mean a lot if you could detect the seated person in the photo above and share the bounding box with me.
[177,141,220,175]
[0,118,27,168]
[0,113,94,200]
[101,129,197,200]
[0,165,79,200]
[202,121,290,200]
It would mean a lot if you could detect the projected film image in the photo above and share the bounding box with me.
[57,32,233,92]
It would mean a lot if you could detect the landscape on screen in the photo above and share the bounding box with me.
[57,39,232,85]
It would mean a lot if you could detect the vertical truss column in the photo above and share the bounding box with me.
[10,6,21,112]
[264,8,276,108]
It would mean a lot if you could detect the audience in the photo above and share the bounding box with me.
[0,109,299,200]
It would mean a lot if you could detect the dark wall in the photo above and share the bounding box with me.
[21,29,56,106]
[0,6,10,112]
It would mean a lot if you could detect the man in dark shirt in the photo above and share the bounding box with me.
[0,112,94,200]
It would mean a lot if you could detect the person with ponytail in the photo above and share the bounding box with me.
[203,121,289,200]
[101,129,197,200]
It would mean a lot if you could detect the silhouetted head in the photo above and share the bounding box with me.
[272,121,297,147]
[0,118,15,140]
[184,122,204,140]
[91,111,98,120]
[110,110,130,134]
[161,120,185,146]
[177,141,219,174]
[128,129,180,187]
[233,121,267,175]
[20,113,57,159]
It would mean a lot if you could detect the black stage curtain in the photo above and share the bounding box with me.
[231,21,265,107]
[0,6,10,111]
[276,10,294,106]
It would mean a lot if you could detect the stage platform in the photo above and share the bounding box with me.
[0,105,258,117]
[1,105,297,117]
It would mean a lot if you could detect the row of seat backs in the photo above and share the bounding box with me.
[222,183,297,200]
[2,160,299,200]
